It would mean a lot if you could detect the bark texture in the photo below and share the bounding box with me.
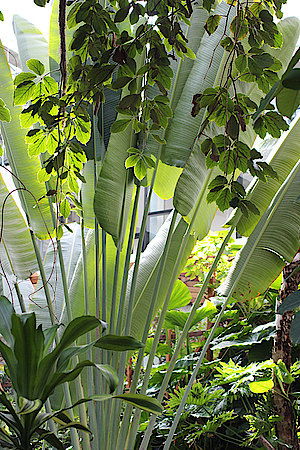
[273,251,300,450]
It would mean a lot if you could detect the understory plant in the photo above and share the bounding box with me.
[1,0,300,449]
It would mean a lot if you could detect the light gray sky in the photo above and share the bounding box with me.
[0,0,299,52]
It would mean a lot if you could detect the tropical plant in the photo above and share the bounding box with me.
[0,295,163,450]
[0,1,299,450]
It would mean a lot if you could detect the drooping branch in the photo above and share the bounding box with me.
[59,0,67,97]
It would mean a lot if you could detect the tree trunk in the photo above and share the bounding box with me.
[272,251,300,450]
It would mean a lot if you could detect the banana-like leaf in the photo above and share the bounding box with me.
[13,15,49,72]
[218,160,300,302]
[0,170,38,279]
[160,2,235,167]
[0,40,53,240]
[145,3,208,160]
[174,17,300,237]
[124,215,195,340]
[237,113,300,236]
[94,110,134,244]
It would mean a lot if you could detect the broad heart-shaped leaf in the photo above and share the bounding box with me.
[13,15,50,73]
[277,290,300,315]
[123,215,195,340]
[218,159,300,302]
[0,170,38,279]
[94,334,144,351]
[236,113,300,237]
[0,296,15,348]
[0,41,53,239]
[168,280,192,310]
[11,313,45,399]
[165,301,217,330]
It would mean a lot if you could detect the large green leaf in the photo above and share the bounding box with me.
[165,300,217,330]
[174,17,300,230]
[94,110,134,243]
[11,313,44,398]
[13,15,49,72]
[0,170,38,279]
[94,334,144,351]
[159,2,234,167]
[168,280,191,310]
[145,3,208,161]
[0,296,14,348]
[237,113,300,236]
[219,160,300,302]
[0,40,53,239]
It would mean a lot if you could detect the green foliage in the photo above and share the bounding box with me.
[182,231,241,289]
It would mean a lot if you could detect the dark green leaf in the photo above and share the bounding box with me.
[0,296,14,347]
[94,334,144,351]
[111,76,132,90]
[277,290,300,315]
[111,119,131,133]
[291,311,300,345]
[115,5,130,23]
[114,394,163,414]
[282,68,300,90]
[204,14,221,35]
[18,397,42,415]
